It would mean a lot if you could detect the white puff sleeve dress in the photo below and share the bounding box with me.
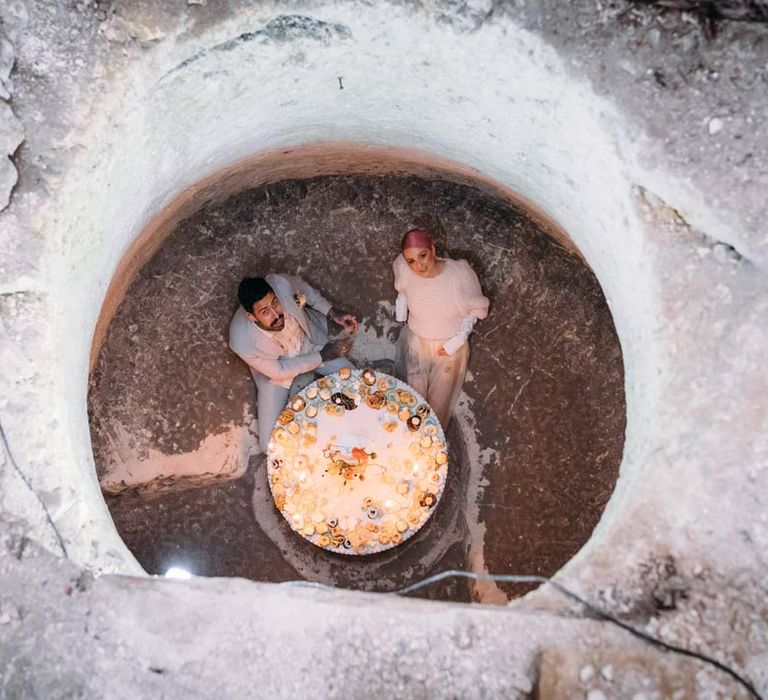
[392,256,489,425]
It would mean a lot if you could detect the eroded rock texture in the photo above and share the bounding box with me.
[636,0,768,21]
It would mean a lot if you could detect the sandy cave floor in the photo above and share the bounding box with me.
[91,175,626,603]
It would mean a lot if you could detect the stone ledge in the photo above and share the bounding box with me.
[538,648,703,700]
[0,515,750,698]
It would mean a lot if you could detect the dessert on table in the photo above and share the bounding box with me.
[267,368,449,555]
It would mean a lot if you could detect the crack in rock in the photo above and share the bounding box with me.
[633,0,768,23]
[0,32,22,212]
[635,185,751,266]
[162,15,352,81]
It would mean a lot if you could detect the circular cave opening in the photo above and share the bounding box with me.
[87,172,626,603]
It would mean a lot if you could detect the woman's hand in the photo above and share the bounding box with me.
[387,321,405,344]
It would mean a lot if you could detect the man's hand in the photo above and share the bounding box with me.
[328,306,359,335]
[320,337,354,362]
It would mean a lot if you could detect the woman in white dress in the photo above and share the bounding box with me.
[393,228,490,426]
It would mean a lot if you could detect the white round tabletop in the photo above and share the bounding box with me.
[266,368,449,555]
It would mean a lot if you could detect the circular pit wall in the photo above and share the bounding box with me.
[8,6,666,593]
[2,3,768,692]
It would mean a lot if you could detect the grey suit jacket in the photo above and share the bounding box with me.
[228,273,332,387]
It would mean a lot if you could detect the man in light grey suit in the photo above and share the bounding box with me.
[229,274,358,452]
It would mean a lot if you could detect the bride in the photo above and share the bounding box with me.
[392,228,489,426]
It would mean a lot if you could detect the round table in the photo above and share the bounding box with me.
[266,368,449,555]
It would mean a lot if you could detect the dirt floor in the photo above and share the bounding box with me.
[92,174,626,603]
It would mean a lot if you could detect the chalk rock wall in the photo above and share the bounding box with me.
[0,0,767,695]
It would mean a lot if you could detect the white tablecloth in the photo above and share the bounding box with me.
[267,368,449,555]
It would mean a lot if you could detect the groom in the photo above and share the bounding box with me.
[229,274,358,452]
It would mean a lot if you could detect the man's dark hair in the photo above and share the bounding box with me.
[238,277,274,312]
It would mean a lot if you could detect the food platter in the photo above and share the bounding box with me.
[266,368,448,555]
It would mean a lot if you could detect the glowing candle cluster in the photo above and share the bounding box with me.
[267,368,449,554]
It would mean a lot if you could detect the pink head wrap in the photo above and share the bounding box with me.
[401,228,433,252]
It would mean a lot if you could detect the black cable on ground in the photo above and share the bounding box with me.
[281,570,762,699]
[397,570,761,699]
[0,419,69,558]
